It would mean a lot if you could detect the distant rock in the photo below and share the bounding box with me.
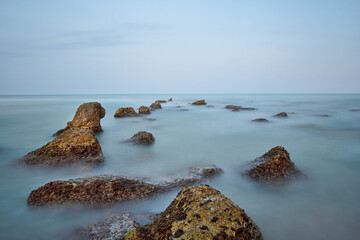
[24,128,104,167]
[126,131,155,145]
[252,118,269,122]
[180,109,189,111]
[192,100,207,105]
[168,98,173,102]
[150,103,162,110]
[350,109,360,112]
[155,100,167,103]
[124,185,262,240]
[206,105,215,108]
[54,102,105,136]
[138,106,150,115]
[27,165,223,206]
[273,112,288,117]
[242,146,304,184]
[225,105,256,111]
[114,107,139,118]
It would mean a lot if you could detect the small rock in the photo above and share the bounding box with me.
[155,100,167,103]
[225,105,256,111]
[114,107,139,118]
[126,131,155,145]
[180,109,189,111]
[138,106,150,114]
[150,103,162,110]
[175,106,181,108]
[350,109,360,112]
[143,118,156,121]
[192,100,207,105]
[206,105,215,108]
[273,112,288,118]
[168,98,173,102]
[252,118,269,122]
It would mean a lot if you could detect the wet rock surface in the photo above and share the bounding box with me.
[273,112,288,118]
[123,185,262,240]
[138,106,150,115]
[225,105,256,111]
[192,100,207,105]
[126,131,155,145]
[114,107,139,118]
[24,128,104,167]
[27,165,223,206]
[243,146,304,184]
[54,102,105,136]
[252,118,269,122]
[150,103,162,110]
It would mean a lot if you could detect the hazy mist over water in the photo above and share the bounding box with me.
[0,94,359,240]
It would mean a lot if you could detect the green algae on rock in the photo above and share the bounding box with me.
[123,185,263,240]
[114,107,139,118]
[24,128,104,167]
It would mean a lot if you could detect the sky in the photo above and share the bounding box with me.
[0,0,359,94]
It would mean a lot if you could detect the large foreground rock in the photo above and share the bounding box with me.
[192,100,207,105]
[126,131,155,145]
[123,185,262,240]
[54,102,105,136]
[242,146,304,184]
[24,128,104,167]
[114,107,139,118]
[27,165,223,206]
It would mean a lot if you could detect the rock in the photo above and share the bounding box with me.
[138,106,150,115]
[350,109,360,112]
[242,146,304,184]
[206,105,215,108]
[192,100,207,105]
[225,105,256,111]
[54,102,105,136]
[155,100,167,103]
[123,185,262,240]
[252,118,269,122]
[168,98,173,102]
[70,213,157,240]
[180,109,189,111]
[273,112,288,118]
[175,106,181,108]
[126,131,155,145]
[27,165,223,206]
[150,103,162,111]
[24,128,104,167]
[114,107,139,118]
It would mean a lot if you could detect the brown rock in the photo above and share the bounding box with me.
[114,107,139,118]
[54,102,105,136]
[243,146,304,184]
[150,103,162,110]
[155,100,167,103]
[139,106,150,114]
[126,131,154,145]
[123,185,262,240]
[273,112,288,117]
[24,128,104,167]
[252,118,269,122]
[192,100,207,105]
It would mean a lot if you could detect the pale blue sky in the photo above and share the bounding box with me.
[0,0,359,94]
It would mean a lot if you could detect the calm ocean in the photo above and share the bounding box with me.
[0,94,359,240]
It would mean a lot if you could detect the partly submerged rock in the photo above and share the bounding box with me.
[138,106,150,115]
[126,131,155,145]
[206,105,215,108]
[225,105,256,111]
[123,185,262,240]
[143,118,156,121]
[242,146,304,184]
[54,102,105,136]
[27,165,223,206]
[150,103,162,111]
[24,128,104,167]
[192,100,207,105]
[114,107,139,118]
[273,112,288,118]
[168,98,173,102]
[155,100,167,103]
[252,118,269,122]
[350,109,360,112]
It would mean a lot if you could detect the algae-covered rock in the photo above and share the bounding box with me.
[54,102,105,135]
[139,106,150,115]
[24,128,104,167]
[126,131,155,145]
[243,146,304,184]
[123,185,262,240]
[114,107,139,118]
[150,103,162,110]
[192,100,207,105]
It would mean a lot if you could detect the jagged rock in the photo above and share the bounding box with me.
[206,105,215,108]
[27,165,223,206]
[155,100,167,103]
[252,118,269,122]
[114,107,139,118]
[242,146,304,184]
[225,105,256,111]
[139,106,150,115]
[126,131,155,145]
[123,185,262,240]
[150,103,162,110]
[350,109,360,112]
[54,102,105,136]
[192,100,207,105]
[24,128,104,167]
[168,98,173,102]
[273,112,288,117]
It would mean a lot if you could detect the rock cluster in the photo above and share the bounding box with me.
[123,185,263,240]
[24,128,104,167]
[114,107,139,118]
[126,131,155,145]
[192,100,207,105]
[243,146,304,184]
[54,102,106,136]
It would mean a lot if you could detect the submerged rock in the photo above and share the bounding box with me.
[155,100,167,103]
[124,185,262,240]
[126,131,155,145]
[225,105,256,111]
[150,103,162,110]
[273,112,288,118]
[27,165,223,206]
[242,146,304,184]
[114,107,139,118]
[350,109,360,112]
[192,100,207,105]
[252,118,269,122]
[138,106,150,115]
[24,128,104,167]
[54,102,105,136]
[206,105,215,108]
[180,109,189,111]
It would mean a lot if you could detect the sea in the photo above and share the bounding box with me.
[0,94,359,240]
